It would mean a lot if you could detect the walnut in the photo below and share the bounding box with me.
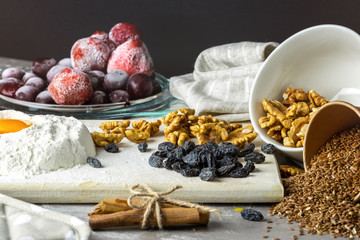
[285,102,310,119]
[270,100,287,112]
[161,108,195,126]
[225,125,257,148]
[164,131,190,146]
[267,124,283,141]
[194,123,229,145]
[282,88,308,105]
[260,88,327,148]
[162,108,256,146]
[99,120,130,134]
[308,90,328,109]
[91,132,124,147]
[262,98,291,129]
[285,117,309,147]
[132,119,161,136]
[279,165,304,178]
[124,129,151,143]
[259,114,277,128]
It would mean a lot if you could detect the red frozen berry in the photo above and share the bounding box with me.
[109,22,141,47]
[107,39,154,76]
[70,37,111,72]
[48,68,93,105]
[91,31,109,42]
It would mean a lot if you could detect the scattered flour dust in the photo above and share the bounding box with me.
[0,110,96,177]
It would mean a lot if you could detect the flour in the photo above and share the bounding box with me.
[0,110,96,177]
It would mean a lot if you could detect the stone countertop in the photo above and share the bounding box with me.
[0,57,346,240]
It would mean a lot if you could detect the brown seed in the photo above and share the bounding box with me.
[292,235,298,240]
[262,236,268,239]
[270,126,360,238]
[288,227,294,231]
[267,220,273,223]
[272,238,280,240]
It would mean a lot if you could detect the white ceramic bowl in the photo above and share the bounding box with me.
[249,24,360,163]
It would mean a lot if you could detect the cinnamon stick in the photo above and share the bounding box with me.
[88,198,190,216]
[89,207,209,230]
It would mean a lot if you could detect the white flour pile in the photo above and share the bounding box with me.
[0,110,96,177]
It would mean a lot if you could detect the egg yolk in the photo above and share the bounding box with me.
[0,119,31,134]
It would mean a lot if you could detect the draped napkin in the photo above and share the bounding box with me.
[170,41,279,122]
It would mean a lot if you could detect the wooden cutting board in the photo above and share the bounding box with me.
[0,119,284,203]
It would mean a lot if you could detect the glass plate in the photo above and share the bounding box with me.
[0,73,173,119]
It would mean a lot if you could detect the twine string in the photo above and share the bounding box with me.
[127,184,221,229]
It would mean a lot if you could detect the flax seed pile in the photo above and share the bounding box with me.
[271,126,360,238]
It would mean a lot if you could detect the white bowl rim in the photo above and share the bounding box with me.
[249,24,359,154]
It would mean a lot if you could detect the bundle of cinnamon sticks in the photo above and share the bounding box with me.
[88,198,210,230]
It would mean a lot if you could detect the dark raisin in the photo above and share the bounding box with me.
[261,143,276,154]
[87,157,102,168]
[199,149,215,168]
[206,141,223,159]
[104,143,119,153]
[199,167,217,181]
[219,142,240,157]
[173,147,186,160]
[193,144,207,153]
[216,164,237,177]
[238,143,255,157]
[158,142,176,152]
[137,142,148,152]
[183,151,200,167]
[229,167,249,178]
[181,140,196,153]
[172,160,189,172]
[148,153,164,168]
[163,157,176,170]
[240,209,264,221]
[180,168,201,177]
[216,156,241,167]
[244,152,266,164]
[153,150,168,158]
[243,160,255,172]
[205,141,218,152]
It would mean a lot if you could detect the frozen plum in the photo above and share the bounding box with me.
[86,70,105,91]
[109,22,141,46]
[107,39,154,76]
[22,72,37,83]
[46,65,67,83]
[25,77,47,90]
[71,37,111,71]
[15,85,40,102]
[1,67,25,80]
[152,79,162,95]
[48,68,93,105]
[57,58,72,68]
[109,90,130,103]
[35,90,56,104]
[88,90,109,104]
[126,73,153,100]
[103,70,128,91]
[0,78,24,97]
[32,57,57,78]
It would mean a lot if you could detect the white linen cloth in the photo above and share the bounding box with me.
[170,41,279,122]
[0,193,90,240]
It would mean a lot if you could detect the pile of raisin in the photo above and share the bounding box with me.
[148,141,266,181]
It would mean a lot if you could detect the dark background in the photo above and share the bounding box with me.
[0,0,359,78]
